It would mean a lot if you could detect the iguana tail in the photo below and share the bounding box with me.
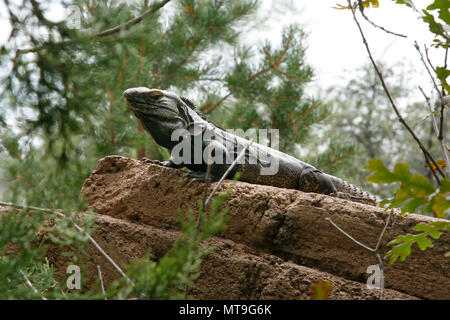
[325,174,378,205]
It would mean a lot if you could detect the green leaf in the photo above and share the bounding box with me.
[409,174,435,197]
[364,159,399,183]
[422,10,450,43]
[386,240,413,264]
[387,221,449,264]
[431,194,450,218]
[415,236,434,250]
[439,178,450,193]
[427,0,450,24]
[392,0,412,8]
[436,67,450,92]
[413,223,433,232]
[401,198,425,214]
[428,229,442,239]
[393,162,411,183]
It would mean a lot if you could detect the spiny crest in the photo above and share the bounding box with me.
[180,95,211,123]
[180,96,195,109]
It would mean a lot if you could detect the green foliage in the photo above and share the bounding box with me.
[0,209,47,299]
[0,129,90,210]
[364,159,450,217]
[309,280,333,300]
[1,0,260,202]
[393,0,450,48]
[386,221,450,264]
[0,185,232,299]
[114,187,232,299]
[436,66,450,92]
[0,207,96,299]
[393,0,412,7]
[364,159,450,263]
[333,0,379,10]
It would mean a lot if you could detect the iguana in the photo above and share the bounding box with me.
[123,87,377,205]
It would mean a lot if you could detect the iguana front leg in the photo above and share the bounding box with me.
[143,140,232,182]
[141,157,185,168]
[185,140,233,182]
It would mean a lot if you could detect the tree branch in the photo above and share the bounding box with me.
[357,2,407,38]
[326,209,393,300]
[414,43,450,177]
[204,140,254,208]
[347,1,445,181]
[16,0,171,55]
[20,269,47,300]
[419,86,450,180]
[96,0,171,37]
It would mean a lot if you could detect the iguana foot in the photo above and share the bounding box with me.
[331,191,377,206]
[141,158,172,167]
[185,171,216,183]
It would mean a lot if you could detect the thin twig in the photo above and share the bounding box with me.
[20,269,47,300]
[97,0,171,37]
[203,93,231,113]
[204,140,253,208]
[419,86,450,182]
[417,43,445,140]
[325,209,393,300]
[357,3,407,38]
[0,201,132,284]
[347,0,445,181]
[202,151,213,207]
[375,253,385,300]
[374,210,393,252]
[96,265,107,299]
[415,44,450,177]
[325,217,375,252]
[16,0,171,55]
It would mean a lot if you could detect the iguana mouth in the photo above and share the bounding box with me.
[123,87,164,99]
[123,88,169,113]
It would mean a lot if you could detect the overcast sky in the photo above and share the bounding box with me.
[0,0,444,97]
[253,1,442,96]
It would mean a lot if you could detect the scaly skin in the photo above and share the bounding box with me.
[123,87,377,206]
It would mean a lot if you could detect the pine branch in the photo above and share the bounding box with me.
[19,269,47,300]
[0,201,132,284]
[16,0,171,55]
[96,0,171,37]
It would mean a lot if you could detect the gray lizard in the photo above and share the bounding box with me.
[124,87,377,205]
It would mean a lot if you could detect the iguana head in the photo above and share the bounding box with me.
[124,87,202,149]
[124,87,193,124]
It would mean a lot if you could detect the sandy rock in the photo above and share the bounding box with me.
[79,155,450,299]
